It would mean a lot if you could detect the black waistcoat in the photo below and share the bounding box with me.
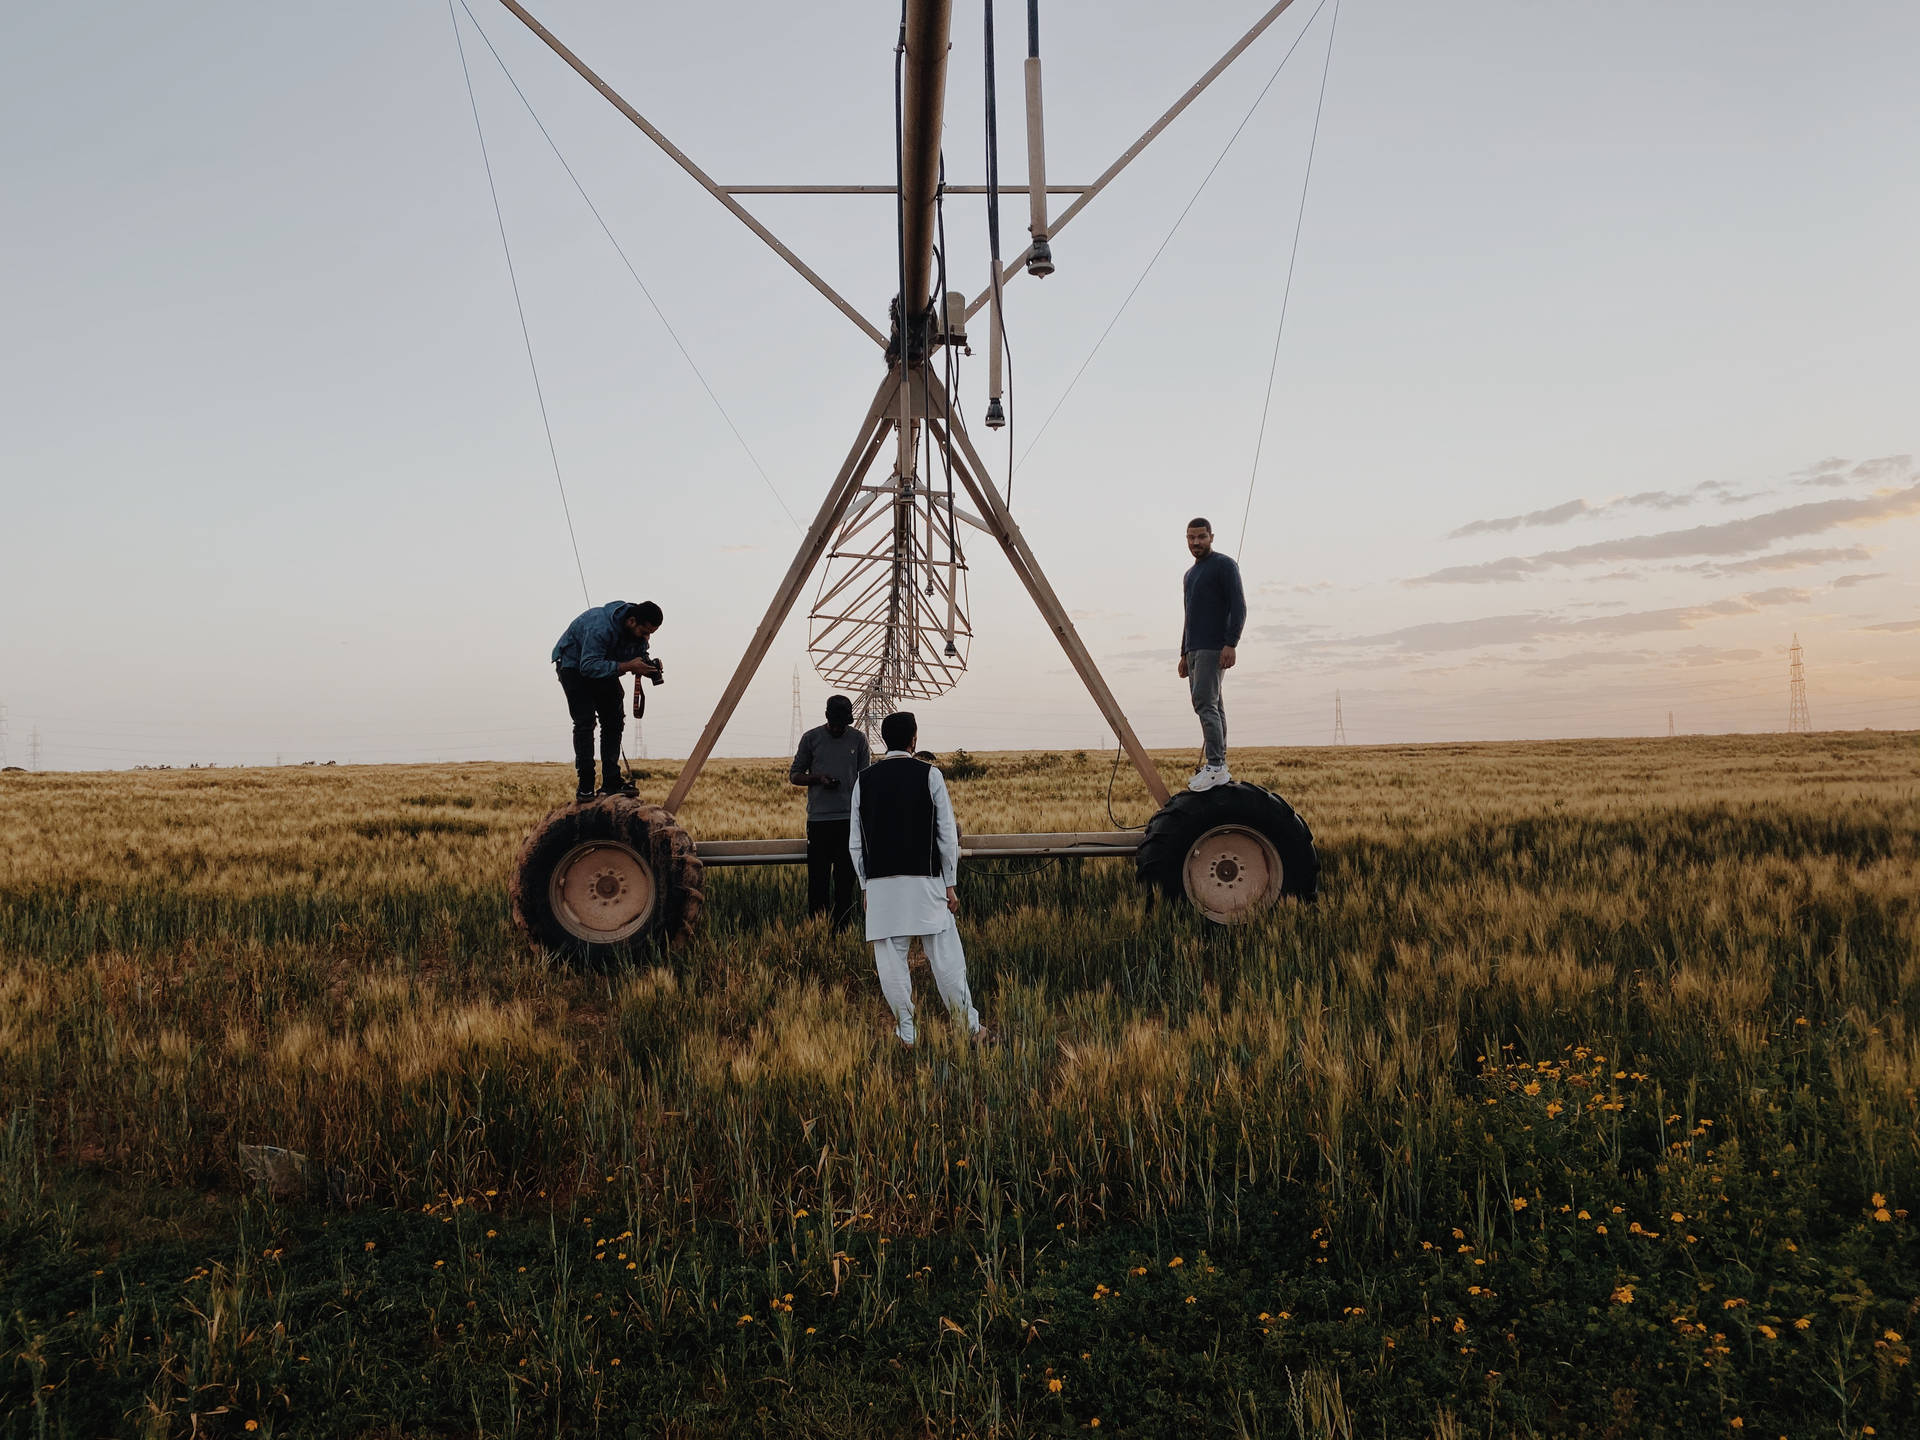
[857,757,938,878]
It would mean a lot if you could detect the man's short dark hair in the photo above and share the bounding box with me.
[1187,517,1212,532]
[880,711,917,752]
[825,694,854,722]
[631,601,663,627]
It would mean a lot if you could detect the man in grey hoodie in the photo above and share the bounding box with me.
[789,694,871,930]
[551,600,662,801]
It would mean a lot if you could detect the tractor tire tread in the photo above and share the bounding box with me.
[1134,780,1318,909]
[511,797,706,959]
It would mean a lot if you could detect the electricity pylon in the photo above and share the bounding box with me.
[1787,634,1811,734]
[0,701,8,768]
[1332,690,1346,745]
[789,664,803,755]
[29,726,42,773]
[1667,710,1674,738]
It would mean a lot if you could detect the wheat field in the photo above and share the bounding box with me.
[2,733,1917,1438]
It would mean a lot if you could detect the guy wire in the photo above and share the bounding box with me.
[1238,0,1342,554]
[1013,0,1333,475]
[447,0,589,603]
[456,0,798,530]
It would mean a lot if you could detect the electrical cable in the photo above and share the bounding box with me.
[456,0,798,530]
[1237,0,1342,555]
[981,0,1017,505]
[1013,0,1333,475]
[448,0,589,603]
[1106,737,1150,831]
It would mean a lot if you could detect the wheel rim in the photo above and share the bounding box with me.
[548,840,656,943]
[1181,824,1283,924]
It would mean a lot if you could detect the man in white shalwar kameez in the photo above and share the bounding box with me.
[847,711,986,1046]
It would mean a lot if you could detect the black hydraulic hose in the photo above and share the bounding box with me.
[983,0,1002,265]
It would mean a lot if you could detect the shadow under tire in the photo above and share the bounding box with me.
[511,797,705,960]
[1135,781,1318,923]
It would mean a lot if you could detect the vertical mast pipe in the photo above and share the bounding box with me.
[899,0,954,328]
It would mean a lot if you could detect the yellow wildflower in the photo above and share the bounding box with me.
[1610,1285,1634,1304]
[1048,1378,1063,1393]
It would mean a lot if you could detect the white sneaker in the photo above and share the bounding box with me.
[1188,763,1232,792]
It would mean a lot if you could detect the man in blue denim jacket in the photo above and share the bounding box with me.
[551,600,662,801]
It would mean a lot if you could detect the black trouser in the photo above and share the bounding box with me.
[556,666,623,793]
[806,819,858,931]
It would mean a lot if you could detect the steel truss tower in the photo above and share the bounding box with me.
[1787,634,1811,733]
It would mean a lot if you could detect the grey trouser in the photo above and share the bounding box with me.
[1186,648,1227,767]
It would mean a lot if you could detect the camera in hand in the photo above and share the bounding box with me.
[648,656,664,686]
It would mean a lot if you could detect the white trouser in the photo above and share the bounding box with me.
[871,928,979,1045]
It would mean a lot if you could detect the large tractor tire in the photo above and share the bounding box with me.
[1135,782,1318,923]
[511,797,705,960]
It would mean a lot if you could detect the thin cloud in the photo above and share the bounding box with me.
[1412,482,1920,585]
[1791,457,1850,486]
[1351,589,1808,653]
[1447,490,1697,539]
[1794,454,1913,488]
[1445,456,1915,547]
[1449,499,1592,538]
[1863,619,1920,634]
[1686,545,1874,576]
[1831,572,1888,589]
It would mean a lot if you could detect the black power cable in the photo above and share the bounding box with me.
[982,0,1017,505]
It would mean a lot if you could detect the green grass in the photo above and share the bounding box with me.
[2,735,1917,1436]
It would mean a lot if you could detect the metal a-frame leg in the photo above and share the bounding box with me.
[923,372,1174,807]
[663,371,903,814]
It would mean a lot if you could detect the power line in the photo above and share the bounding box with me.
[1013,0,1334,473]
[1237,0,1341,555]
[455,0,799,530]
[447,0,590,603]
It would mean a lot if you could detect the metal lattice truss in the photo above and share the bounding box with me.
[808,438,973,729]
[489,0,1313,813]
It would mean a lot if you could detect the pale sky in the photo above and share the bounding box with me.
[3,0,1916,770]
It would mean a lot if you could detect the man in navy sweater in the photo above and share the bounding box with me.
[1177,518,1246,791]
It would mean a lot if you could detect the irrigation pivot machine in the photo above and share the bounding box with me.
[503,0,1321,956]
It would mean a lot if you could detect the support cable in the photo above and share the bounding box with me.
[1012,0,1331,474]
[1237,0,1341,553]
[448,0,589,601]
[456,0,797,530]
